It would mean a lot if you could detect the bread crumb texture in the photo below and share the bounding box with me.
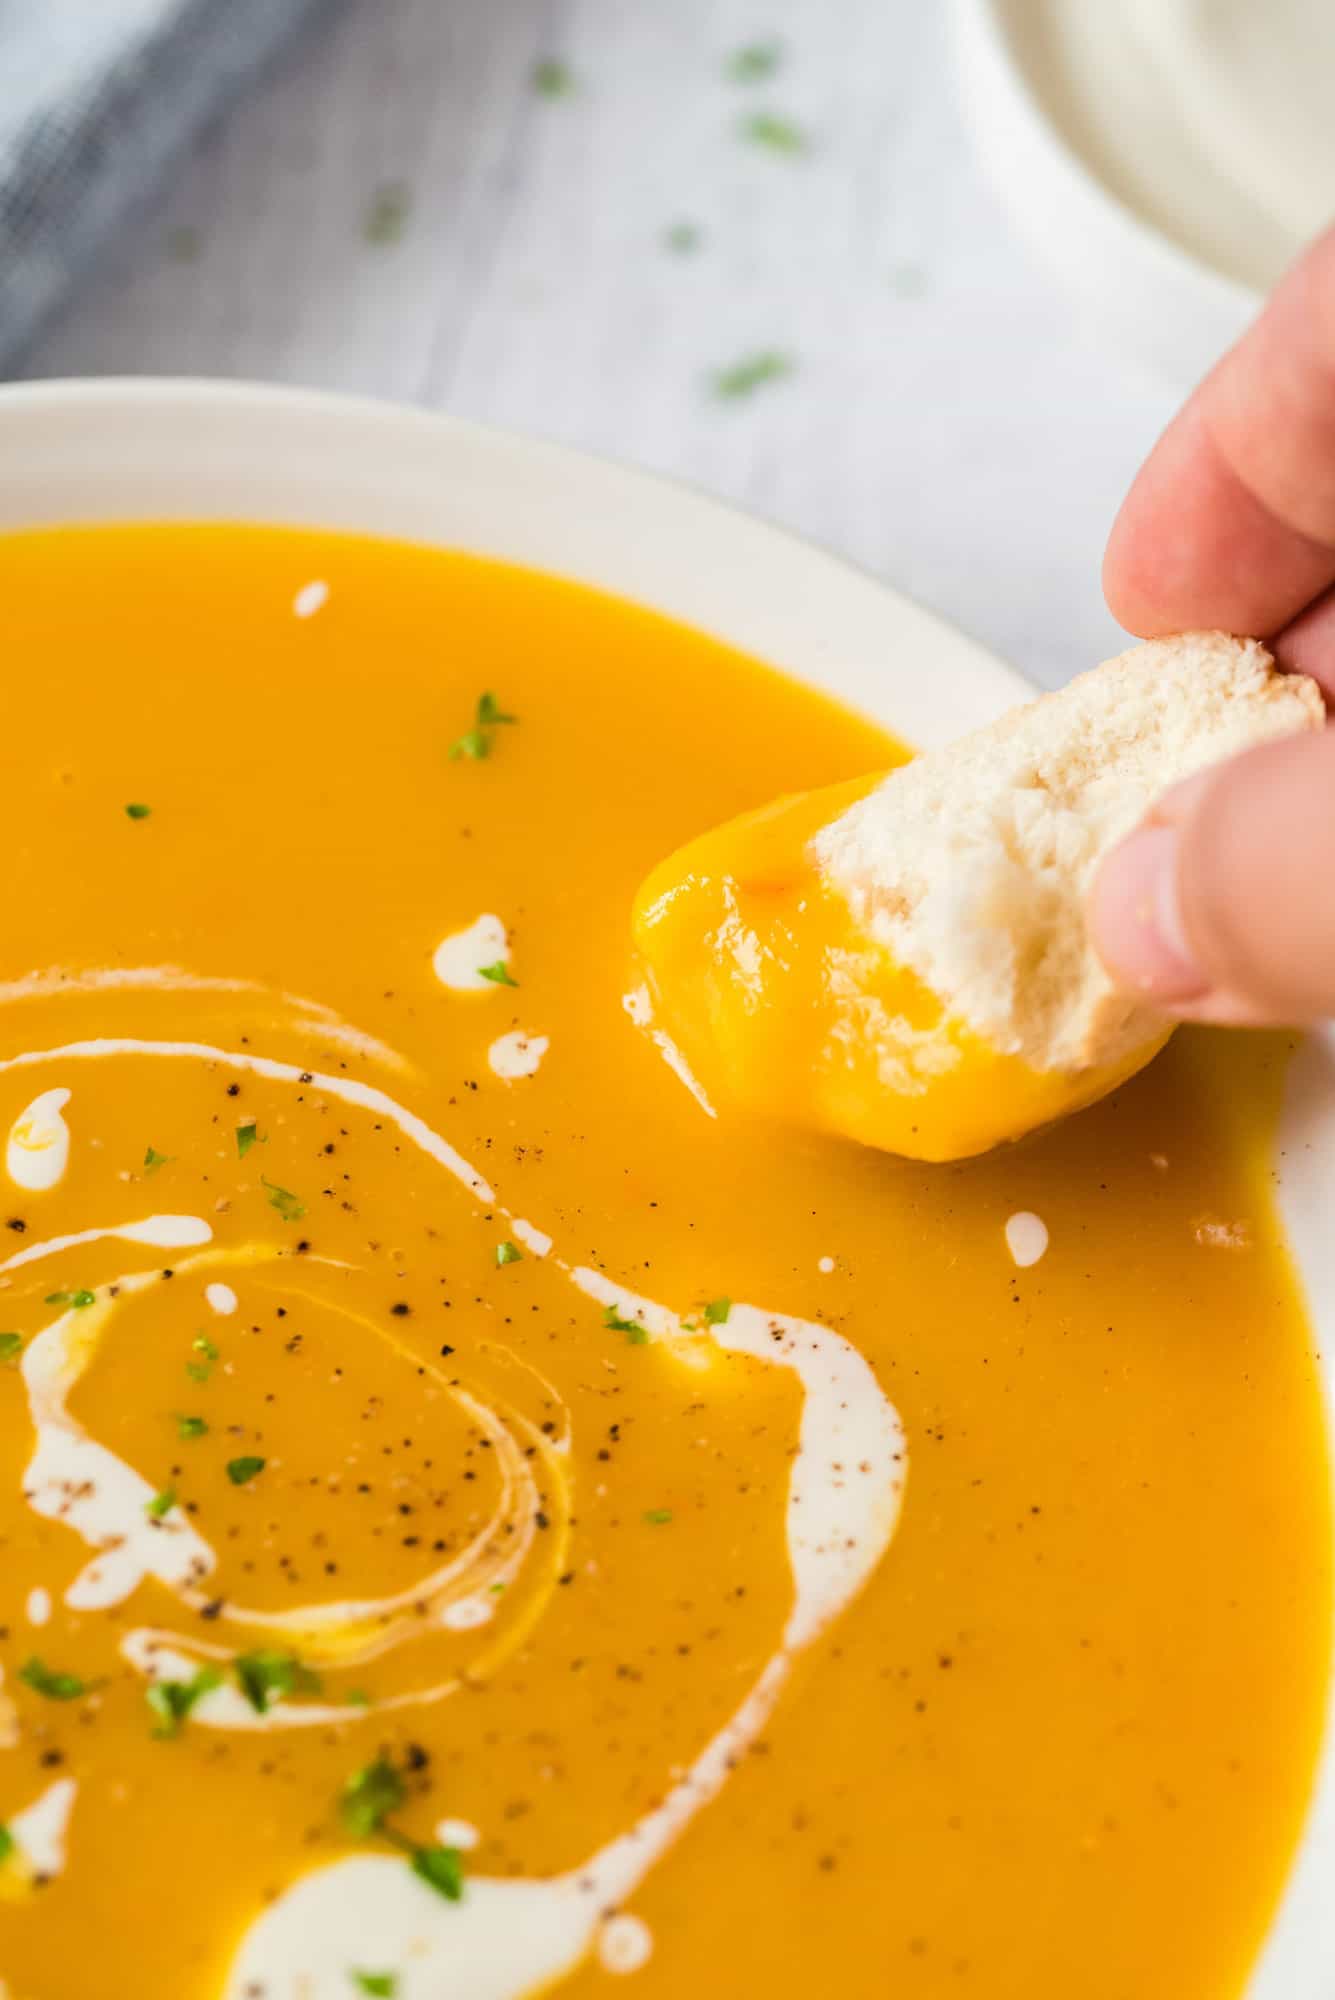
[815,634,1323,1072]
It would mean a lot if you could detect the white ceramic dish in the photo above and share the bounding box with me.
[953,0,1261,387]
[0,377,1330,1995]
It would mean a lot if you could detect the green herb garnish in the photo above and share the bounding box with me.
[532,57,573,96]
[340,1756,406,1838]
[603,1305,648,1343]
[143,1146,171,1174]
[0,1332,22,1363]
[147,1665,220,1738]
[726,38,783,82]
[44,1288,95,1310]
[703,1297,732,1325]
[235,1649,321,1714]
[344,1688,372,1708]
[261,1177,305,1222]
[449,691,518,762]
[177,1413,208,1439]
[495,1240,523,1267]
[236,1120,265,1158]
[146,1486,176,1520]
[350,1976,399,1998]
[194,1336,219,1360]
[0,1824,12,1863]
[477,961,517,987]
[19,1657,86,1702]
[644,1507,673,1525]
[411,1843,465,1902]
[738,109,807,154]
[710,350,793,399]
[124,802,152,820]
[226,1455,266,1486]
[364,182,412,246]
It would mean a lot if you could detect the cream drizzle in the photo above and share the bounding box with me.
[8,1779,76,1879]
[433,916,511,993]
[487,1031,548,1081]
[622,985,716,1118]
[5,1088,71,1193]
[0,1025,906,1998]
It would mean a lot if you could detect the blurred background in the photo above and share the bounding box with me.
[0,0,1218,689]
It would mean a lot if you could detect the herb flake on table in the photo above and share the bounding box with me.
[738,110,808,154]
[19,1657,86,1702]
[226,1455,266,1486]
[147,1665,220,1737]
[364,182,412,246]
[709,351,794,400]
[663,220,703,254]
[725,38,783,83]
[532,58,574,97]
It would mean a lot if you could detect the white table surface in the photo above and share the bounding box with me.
[17,0,1183,692]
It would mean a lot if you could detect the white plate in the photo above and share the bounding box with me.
[0,377,1330,1995]
[953,0,1261,386]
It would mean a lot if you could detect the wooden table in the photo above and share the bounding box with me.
[19,0,1181,690]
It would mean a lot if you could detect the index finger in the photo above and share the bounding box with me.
[1104,225,1335,659]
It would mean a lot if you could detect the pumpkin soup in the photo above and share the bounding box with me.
[0,524,1326,2000]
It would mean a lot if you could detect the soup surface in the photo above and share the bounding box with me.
[0,524,1327,2000]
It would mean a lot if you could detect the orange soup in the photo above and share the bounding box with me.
[0,524,1327,2000]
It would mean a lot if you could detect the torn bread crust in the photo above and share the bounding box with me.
[814,633,1324,1074]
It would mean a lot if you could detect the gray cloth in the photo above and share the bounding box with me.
[0,0,338,370]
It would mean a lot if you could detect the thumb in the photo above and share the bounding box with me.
[1090,725,1335,1026]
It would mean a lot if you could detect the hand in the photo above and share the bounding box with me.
[1090,226,1335,1026]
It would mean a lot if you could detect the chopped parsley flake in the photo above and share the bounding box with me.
[532,57,573,96]
[143,1146,171,1173]
[147,1665,220,1737]
[185,1361,211,1383]
[194,1335,219,1360]
[644,1507,673,1525]
[226,1455,266,1487]
[0,1824,11,1863]
[341,1756,405,1837]
[495,1240,523,1267]
[726,38,783,82]
[450,691,517,762]
[364,182,412,246]
[604,1306,648,1343]
[124,802,152,820]
[344,1688,372,1708]
[703,1297,732,1325]
[477,961,517,987]
[261,1177,305,1222]
[411,1843,465,1902]
[738,109,808,154]
[44,1288,95,1310]
[177,1414,208,1439]
[350,1976,399,1998]
[476,691,516,726]
[146,1486,177,1520]
[663,219,703,254]
[235,1649,321,1714]
[19,1656,86,1702]
[236,1121,265,1158]
[710,350,793,399]
[0,1332,22,1363]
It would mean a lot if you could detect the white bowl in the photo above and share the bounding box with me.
[0,377,1330,1994]
[953,0,1262,387]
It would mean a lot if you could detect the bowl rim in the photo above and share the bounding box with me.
[0,373,1329,1995]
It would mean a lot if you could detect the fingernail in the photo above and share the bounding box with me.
[1091,825,1208,1000]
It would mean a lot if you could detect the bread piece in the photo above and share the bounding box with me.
[813,633,1324,1073]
